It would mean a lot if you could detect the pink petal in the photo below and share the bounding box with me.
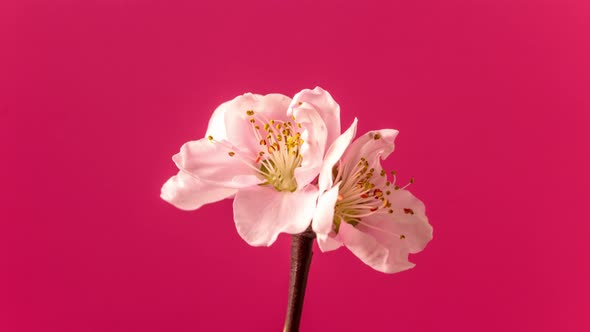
[160,170,236,211]
[312,183,340,235]
[222,93,293,154]
[312,184,344,252]
[173,138,262,188]
[233,185,319,246]
[362,189,433,254]
[339,222,415,274]
[205,93,263,142]
[318,118,358,194]
[292,106,329,187]
[317,233,343,252]
[341,129,399,167]
[290,87,341,148]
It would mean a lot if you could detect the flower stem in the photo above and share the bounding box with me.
[283,228,315,332]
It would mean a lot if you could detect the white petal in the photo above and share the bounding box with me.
[318,118,357,194]
[312,184,340,236]
[339,222,415,274]
[233,185,319,246]
[289,87,341,148]
[206,93,263,142]
[160,170,236,211]
[317,233,343,252]
[173,138,261,188]
[292,106,329,187]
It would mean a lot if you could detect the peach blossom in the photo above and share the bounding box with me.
[162,87,348,246]
[312,128,433,273]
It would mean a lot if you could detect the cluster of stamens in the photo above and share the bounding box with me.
[332,147,414,235]
[207,110,305,192]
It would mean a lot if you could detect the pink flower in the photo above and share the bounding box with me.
[312,127,433,273]
[161,87,346,246]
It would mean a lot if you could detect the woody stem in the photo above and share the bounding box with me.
[283,227,315,332]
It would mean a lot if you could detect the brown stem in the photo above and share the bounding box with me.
[283,228,315,332]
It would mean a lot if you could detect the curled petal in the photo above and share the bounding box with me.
[312,184,340,236]
[160,170,236,211]
[289,87,341,148]
[233,185,319,246]
[339,222,416,274]
[312,183,345,252]
[292,106,329,187]
[341,129,399,168]
[173,138,262,188]
[318,118,357,194]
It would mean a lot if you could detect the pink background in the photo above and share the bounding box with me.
[2,0,589,331]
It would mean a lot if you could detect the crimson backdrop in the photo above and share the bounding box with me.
[2,0,589,331]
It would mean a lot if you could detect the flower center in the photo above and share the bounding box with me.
[206,110,304,192]
[248,110,304,192]
[331,158,399,232]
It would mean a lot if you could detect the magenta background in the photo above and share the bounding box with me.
[2,0,589,331]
